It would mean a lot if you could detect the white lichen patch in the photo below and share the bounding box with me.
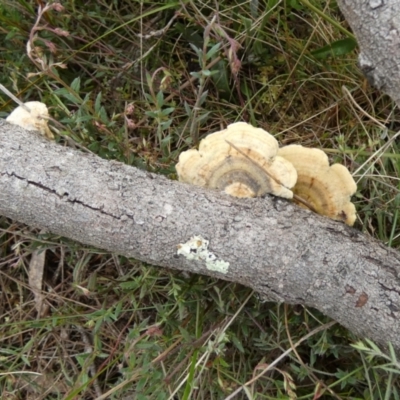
[177,235,230,274]
[163,203,173,215]
[206,259,230,273]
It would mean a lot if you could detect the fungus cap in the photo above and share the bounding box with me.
[6,101,54,140]
[176,122,297,199]
[278,145,357,225]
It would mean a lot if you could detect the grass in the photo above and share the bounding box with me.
[1,0,400,398]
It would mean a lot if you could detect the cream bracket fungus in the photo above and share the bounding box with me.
[176,122,297,199]
[278,145,357,226]
[6,101,54,140]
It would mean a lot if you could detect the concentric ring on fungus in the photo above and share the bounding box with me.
[176,122,297,199]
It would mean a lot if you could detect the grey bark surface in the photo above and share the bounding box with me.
[337,0,400,106]
[1,120,400,351]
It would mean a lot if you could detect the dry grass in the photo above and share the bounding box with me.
[0,0,400,398]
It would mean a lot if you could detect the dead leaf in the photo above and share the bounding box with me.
[29,248,47,316]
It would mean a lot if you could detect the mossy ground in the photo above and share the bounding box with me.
[0,1,399,399]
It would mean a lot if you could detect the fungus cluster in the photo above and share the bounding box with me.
[176,122,297,199]
[176,122,357,226]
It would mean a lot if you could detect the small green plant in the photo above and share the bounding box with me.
[187,16,222,144]
[144,68,176,154]
[352,340,400,399]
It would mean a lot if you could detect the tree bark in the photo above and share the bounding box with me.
[1,120,399,351]
[337,0,400,107]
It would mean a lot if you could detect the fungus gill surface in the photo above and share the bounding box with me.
[176,122,297,198]
[278,145,357,225]
[6,101,54,140]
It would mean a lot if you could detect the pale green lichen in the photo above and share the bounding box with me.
[177,235,230,274]
[205,258,230,273]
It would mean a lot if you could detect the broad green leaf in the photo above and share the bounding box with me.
[70,77,81,93]
[311,38,357,59]
[156,90,164,108]
[206,42,221,60]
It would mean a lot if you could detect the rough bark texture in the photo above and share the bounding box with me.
[1,120,400,351]
[337,0,400,106]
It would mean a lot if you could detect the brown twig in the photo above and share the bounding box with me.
[224,320,337,400]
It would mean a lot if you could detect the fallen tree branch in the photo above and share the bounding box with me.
[337,0,400,107]
[0,120,399,351]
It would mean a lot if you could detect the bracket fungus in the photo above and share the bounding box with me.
[6,101,54,140]
[176,122,297,199]
[278,145,357,226]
